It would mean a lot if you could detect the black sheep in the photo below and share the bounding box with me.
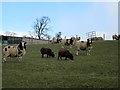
[58,48,73,60]
[40,48,55,58]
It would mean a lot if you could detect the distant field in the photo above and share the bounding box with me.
[2,40,118,88]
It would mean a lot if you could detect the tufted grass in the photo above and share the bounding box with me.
[2,40,118,88]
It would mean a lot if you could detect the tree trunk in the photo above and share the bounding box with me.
[38,36,41,40]
[38,31,41,40]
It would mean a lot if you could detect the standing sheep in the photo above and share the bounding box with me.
[58,48,73,60]
[40,48,55,58]
[75,39,93,55]
[3,41,27,62]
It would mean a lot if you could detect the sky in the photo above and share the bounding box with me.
[1,1,118,40]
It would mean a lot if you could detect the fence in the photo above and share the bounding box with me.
[1,35,49,45]
[23,37,49,44]
[86,31,96,39]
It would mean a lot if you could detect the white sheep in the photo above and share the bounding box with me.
[3,41,27,62]
[75,39,93,55]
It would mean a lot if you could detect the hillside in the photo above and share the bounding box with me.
[2,40,118,88]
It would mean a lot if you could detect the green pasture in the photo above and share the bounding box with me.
[2,40,118,88]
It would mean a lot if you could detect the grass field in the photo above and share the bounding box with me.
[2,40,118,88]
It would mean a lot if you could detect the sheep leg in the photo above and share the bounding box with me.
[87,50,89,55]
[42,54,44,58]
[58,56,59,60]
[47,54,48,58]
[18,57,22,62]
[87,51,89,55]
[65,57,67,60]
[87,50,90,55]
[88,50,91,55]
[3,57,7,63]
[60,56,62,60]
[3,53,9,63]
[76,50,79,56]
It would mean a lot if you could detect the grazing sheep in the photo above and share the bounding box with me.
[72,36,80,43]
[75,39,93,55]
[64,38,74,46]
[75,36,80,41]
[61,37,74,49]
[64,39,70,46]
[3,41,27,62]
[50,39,62,44]
[91,37,104,41]
[58,48,73,60]
[50,40,58,44]
[112,34,118,40]
[112,34,120,40]
[118,35,120,40]
[61,36,80,48]
[40,48,55,58]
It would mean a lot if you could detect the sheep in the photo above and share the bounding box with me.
[72,36,80,43]
[112,34,118,40]
[3,41,27,62]
[40,47,55,58]
[50,40,58,44]
[64,39,70,46]
[58,48,73,60]
[61,36,80,48]
[61,37,74,49]
[112,34,120,40]
[61,37,67,45]
[75,39,93,55]
[118,34,120,40]
[63,38,74,46]
[75,36,80,41]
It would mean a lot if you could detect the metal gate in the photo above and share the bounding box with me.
[86,31,96,39]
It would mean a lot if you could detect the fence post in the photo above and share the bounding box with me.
[103,34,105,40]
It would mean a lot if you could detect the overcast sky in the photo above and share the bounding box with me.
[1,1,118,40]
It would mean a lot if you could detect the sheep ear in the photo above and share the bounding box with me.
[18,42,23,50]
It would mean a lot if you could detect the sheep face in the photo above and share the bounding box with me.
[68,53,73,60]
[49,52,55,57]
[86,39,93,49]
[18,41,27,50]
[87,43,92,49]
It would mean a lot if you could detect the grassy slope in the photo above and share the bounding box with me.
[2,40,118,88]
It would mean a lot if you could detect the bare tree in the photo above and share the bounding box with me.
[33,16,51,40]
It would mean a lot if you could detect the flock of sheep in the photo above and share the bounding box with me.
[2,33,120,63]
[2,37,93,62]
[40,47,74,60]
